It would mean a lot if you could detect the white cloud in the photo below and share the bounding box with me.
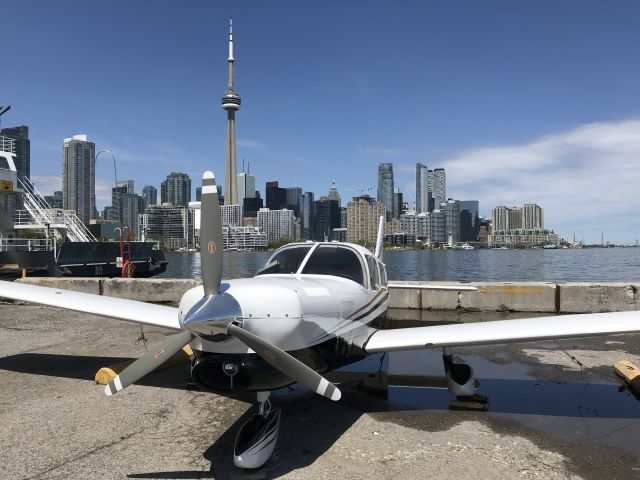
[237,138,266,149]
[439,118,640,243]
[358,146,402,158]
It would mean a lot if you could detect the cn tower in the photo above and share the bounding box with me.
[222,17,241,205]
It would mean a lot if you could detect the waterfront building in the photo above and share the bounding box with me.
[415,163,429,213]
[257,208,294,242]
[140,204,195,249]
[377,163,394,220]
[400,211,417,239]
[346,195,386,246]
[222,225,267,250]
[0,126,30,180]
[427,169,434,211]
[433,168,446,211]
[238,172,256,201]
[142,185,157,208]
[161,172,191,207]
[429,209,447,244]
[492,205,523,231]
[327,182,341,208]
[63,134,95,225]
[312,197,340,241]
[523,203,544,229]
[459,200,480,242]
[444,199,461,244]
[222,18,241,205]
[265,181,287,211]
[489,229,560,248]
[221,204,243,226]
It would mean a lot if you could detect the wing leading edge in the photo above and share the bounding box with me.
[363,311,640,353]
[0,281,181,330]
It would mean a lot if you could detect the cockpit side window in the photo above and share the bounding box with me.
[256,246,312,275]
[301,245,365,286]
[366,255,380,290]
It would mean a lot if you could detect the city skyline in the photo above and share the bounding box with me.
[4,1,640,243]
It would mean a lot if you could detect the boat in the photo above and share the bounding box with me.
[542,244,558,249]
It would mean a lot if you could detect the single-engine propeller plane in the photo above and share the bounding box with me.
[1,171,639,469]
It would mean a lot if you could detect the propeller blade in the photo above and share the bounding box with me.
[104,330,193,396]
[228,324,342,401]
[200,171,224,296]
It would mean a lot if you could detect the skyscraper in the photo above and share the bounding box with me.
[392,188,403,220]
[142,185,157,208]
[459,200,480,242]
[377,163,394,220]
[0,126,29,180]
[415,163,429,213]
[433,168,446,210]
[222,18,241,205]
[161,172,191,206]
[237,172,256,201]
[63,134,95,225]
[327,182,341,208]
[286,187,302,217]
[301,191,314,239]
[523,203,544,229]
[265,181,287,210]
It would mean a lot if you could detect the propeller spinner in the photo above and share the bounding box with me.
[105,171,341,401]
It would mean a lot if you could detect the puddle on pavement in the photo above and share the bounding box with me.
[331,314,640,458]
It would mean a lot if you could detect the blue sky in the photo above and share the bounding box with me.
[3,0,640,243]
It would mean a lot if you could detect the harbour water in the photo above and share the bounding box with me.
[158,248,640,282]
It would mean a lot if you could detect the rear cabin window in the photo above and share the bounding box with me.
[301,245,365,286]
[256,246,312,275]
[379,263,388,286]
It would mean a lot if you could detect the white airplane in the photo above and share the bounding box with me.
[1,171,639,469]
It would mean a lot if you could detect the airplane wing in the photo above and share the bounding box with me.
[0,281,181,330]
[362,311,640,353]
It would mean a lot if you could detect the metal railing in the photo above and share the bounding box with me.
[15,177,97,242]
[0,235,55,253]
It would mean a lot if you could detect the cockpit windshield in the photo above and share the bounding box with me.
[256,245,312,275]
[301,245,365,286]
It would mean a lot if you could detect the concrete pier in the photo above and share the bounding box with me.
[12,277,640,313]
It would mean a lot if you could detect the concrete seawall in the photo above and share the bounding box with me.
[12,277,640,314]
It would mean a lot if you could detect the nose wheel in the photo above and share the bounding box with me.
[233,391,281,469]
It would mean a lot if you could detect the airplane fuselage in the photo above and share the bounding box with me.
[177,242,389,394]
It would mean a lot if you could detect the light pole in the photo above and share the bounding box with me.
[95,149,121,228]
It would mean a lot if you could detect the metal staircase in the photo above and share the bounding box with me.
[14,177,97,242]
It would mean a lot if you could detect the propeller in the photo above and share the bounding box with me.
[105,171,341,401]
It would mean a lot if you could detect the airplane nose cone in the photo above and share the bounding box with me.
[182,292,243,340]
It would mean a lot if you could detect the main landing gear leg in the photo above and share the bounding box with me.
[442,347,488,410]
[233,391,281,469]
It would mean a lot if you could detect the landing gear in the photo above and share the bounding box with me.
[442,347,488,411]
[234,391,281,469]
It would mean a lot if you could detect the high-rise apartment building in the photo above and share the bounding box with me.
[140,204,195,249]
[142,185,157,208]
[433,168,446,210]
[523,203,544,229]
[492,205,524,231]
[346,195,386,245]
[0,126,30,180]
[257,208,294,242]
[221,204,243,226]
[392,188,403,220]
[63,134,95,225]
[415,163,429,213]
[377,163,394,220]
[161,172,191,206]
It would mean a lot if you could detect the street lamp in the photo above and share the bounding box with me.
[95,149,121,228]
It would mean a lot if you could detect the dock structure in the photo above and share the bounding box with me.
[9,277,640,314]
